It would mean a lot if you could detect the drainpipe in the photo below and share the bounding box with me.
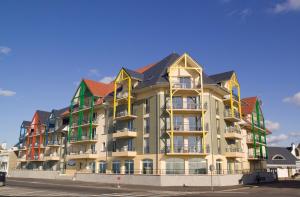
[156,93,159,175]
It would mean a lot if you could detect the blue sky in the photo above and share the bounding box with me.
[0,0,299,148]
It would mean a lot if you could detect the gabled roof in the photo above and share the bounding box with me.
[203,72,217,84]
[36,110,51,124]
[135,53,181,89]
[52,107,69,117]
[209,71,234,83]
[21,121,31,127]
[83,79,114,97]
[136,63,156,74]
[267,146,297,166]
[123,68,144,80]
[241,97,257,115]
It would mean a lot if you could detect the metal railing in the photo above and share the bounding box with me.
[69,134,98,142]
[68,150,97,155]
[225,147,243,153]
[113,146,136,152]
[47,140,60,145]
[162,145,210,154]
[167,123,209,132]
[225,126,241,134]
[224,109,240,119]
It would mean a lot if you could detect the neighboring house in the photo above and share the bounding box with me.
[267,146,297,178]
[0,145,18,175]
[287,143,300,173]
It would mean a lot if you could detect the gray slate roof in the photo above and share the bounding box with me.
[123,68,144,80]
[21,120,31,127]
[209,71,234,83]
[267,146,297,166]
[36,110,51,124]
[52,107,69,117]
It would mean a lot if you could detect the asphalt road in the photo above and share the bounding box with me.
[0,177,299,197]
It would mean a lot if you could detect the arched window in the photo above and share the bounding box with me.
[272,154,286,160]
[98,161,106,174]
[189,158,207,174]
[166,158,184,174]
[142,159,153,174]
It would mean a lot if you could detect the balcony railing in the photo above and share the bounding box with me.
[114,128,136,133]
[68,150,97,155]
[113,146,135,152]
[225,147,243,153]
[166,102,208,110]
[225,126,241,134]
[163,145,210,154]
[167,123,209,132]
[69,135,98,143]
[172,83,201,89]
[47,140,60,146]
[224,109,240,119]
[115,110,137,118]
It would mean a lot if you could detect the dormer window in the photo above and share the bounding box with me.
[272,154,286,160]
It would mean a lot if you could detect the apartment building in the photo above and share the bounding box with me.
[16,109,68,171]
[15,52,271,176]
[44,108,69,171]
[240,97,269,171]
[99,53,265,175]
[65,79,113,174]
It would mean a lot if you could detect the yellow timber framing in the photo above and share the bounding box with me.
[166,53,206,154]
[228,73,242,119]
[113,68,132,119]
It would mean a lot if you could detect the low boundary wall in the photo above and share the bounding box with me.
[9,170,275,186]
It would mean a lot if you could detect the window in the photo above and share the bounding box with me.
[166,158,185,174]
[216,119,220,134]
[188,136,202,153]
[215,100,219,115]
[144,138,150,154]
[187,96,198,109]
[189,158,207,174]
[142,159,153,174]
[188,116,201,131]
[99,161,106,173]
[144,117,150,134]
[179,77,191,88]
[127,139,134,151]
[172,97,183,109]
[112,160,120,174]
[217,138,221,154]
[112,141,116,152]
[144,98,150,114]
[272,154,286,160]
[216,159,222,174]
[125,160,134,174]
[173,116,183,131]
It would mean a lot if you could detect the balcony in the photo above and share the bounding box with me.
[28,155,45,161]
[223,94,239,105]
[246,136,254,144]
[69,135,98,144]
[224,126,242,139]
[18,144,27,150]
[166,102,208,114]
[47,140,60,147]
[113,128,137,139]
[171,82,201,94]
[44,153,60,161]
[166,123,209,135]
[114,110,137,121]
[163,145,210,156]
[71,118,99,128]
[33,143,45,149]
[116,92,134,104]
[224,109,240,122]
[225,147,244,158]
[112,147,136,157]
[72,98,94,114]
[66,150,98,160]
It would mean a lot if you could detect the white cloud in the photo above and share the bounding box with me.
[283,92,300,106]
[88,69,100,76]
[272,0,300,13]
[0,46,11,55]
[0,88,16,96]
[99,76,115,84]
[240,8,252,19]
[289,131,300,137]
[265,120,280,131]
[267,134,289,145]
